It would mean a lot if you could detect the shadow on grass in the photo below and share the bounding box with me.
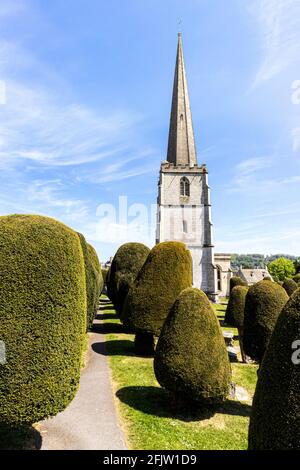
[0,424,42,450]
[95,313,117,321]
[100,298,112,303]
[99,305,115,312]
[92,322,125,335]
[116,386,252,422]
[92,339,135,357]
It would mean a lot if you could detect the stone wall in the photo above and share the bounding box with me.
[156,164,217,298]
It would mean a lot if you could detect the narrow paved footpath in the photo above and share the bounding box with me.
[39,302,127,450]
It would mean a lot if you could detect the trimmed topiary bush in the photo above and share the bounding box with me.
[101,268,109,291]
[248,289,300,449]
[293,273,300,284]
[107,243,150,316]
[243,280,288,363]
[229,276,247,293]
[225,285,249,362]
[88,243,102,277]
[282,278,298,297]
[88,243,103,296]
[225,285,249,327]
[122,241,192,355]
[154,288,231,403]
[0,214,86,425]
[106,266,113,301]
[77,234,102,330]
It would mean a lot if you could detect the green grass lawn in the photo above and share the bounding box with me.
[100,296,258,450]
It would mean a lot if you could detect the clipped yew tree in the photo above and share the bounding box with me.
[282,278,298,297]
[229,276,247,293]
[243,280,288,363]
[88,242,103,299]
[293,273,300,284]
[248,289,300,449]
[122,241,192,356]
[225,285,248,326]
[225,286,249,362]
[78,233,102,330]
[101,268,109,291]
[154,288,231,403]
[106,266,112,299]
[0,215,86,425]
[107,242,150,315]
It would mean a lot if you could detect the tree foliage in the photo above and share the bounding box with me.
[154,288,231,403]
[0,215,86,424]
[107,242,150,316]
[248,289,300,449]
[122,241,192,337]
[243,280,289,363]
[231,254,300,271]
[267,257,296,282]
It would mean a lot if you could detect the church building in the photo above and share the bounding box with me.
[156,33,218,300]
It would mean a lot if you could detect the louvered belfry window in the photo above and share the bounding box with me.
[180,177,190,197]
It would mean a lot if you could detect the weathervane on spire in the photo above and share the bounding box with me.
[178,20,182,35]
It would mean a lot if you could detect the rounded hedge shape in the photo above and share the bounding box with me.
[243,280,288,363]
[230,276,247,293]
[106,266,112,299]
[225,286,249,327]
[77,234,102,330]
[293,273,300,284]
[101,268,109,289]
[248,289,300,449]
[154,288,231,402]
[88,243,102,277]
[107,243,150,316]
[282,278,298,297]
[89,243,103,304]
[122,241,192,336]
[0,215,86,425]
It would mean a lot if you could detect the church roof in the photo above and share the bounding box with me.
[237,268,273,285]
[167,33,198,167]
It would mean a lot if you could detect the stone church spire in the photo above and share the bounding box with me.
[167,33,197,166]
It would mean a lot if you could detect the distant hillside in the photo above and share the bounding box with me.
[231,254,300,270]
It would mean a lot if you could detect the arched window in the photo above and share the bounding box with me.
[183,220,188,233]
[180,177,190,197]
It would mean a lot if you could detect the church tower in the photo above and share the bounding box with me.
[156,33,217,300]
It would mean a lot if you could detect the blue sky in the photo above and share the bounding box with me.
[0,0,300,261]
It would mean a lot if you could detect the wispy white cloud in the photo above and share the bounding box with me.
[0,177,89,223]
[216,229,300,255]
[235,156,271,175]
[26,180,88,214]
[215,214,300,255]
[0,1,149,171]
[228,156,272,191]
[0,0,159,261]
[83,219,155,246]
[227,155,300,195]
[249,203,300,219]
[0,79,144,168]
[76,149,158,184]
[250,0,300,87]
